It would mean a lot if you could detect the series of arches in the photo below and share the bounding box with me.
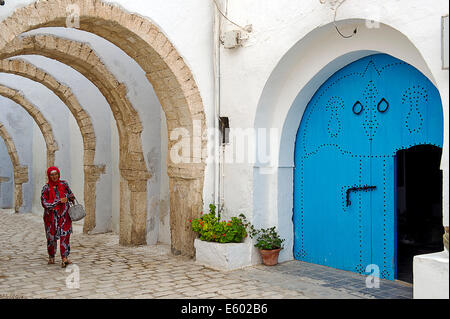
[0,58,104,232]
[0,0,207,257]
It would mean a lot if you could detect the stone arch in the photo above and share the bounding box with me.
[0,58,105,233]
[0,121,28,213]
[0,34,150,246]
[0,84,58,168]
[0,0,208,256]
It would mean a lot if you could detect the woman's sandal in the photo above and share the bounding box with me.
[61,258,72,268]
[48,257,55,265]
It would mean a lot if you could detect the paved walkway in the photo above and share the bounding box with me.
[0,209,412,299]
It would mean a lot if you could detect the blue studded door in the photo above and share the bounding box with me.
[293,54,443,280]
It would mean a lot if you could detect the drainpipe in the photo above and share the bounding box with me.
[213,0,222,212]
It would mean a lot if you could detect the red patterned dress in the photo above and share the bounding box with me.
[41,167,75,258]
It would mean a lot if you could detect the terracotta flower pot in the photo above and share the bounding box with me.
[259,248,281,266]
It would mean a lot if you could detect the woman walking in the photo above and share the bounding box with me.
[41,166,75,268]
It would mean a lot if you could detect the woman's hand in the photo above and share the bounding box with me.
[60,197,68,204]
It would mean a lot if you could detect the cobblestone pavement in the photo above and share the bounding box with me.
[0,209,411,299]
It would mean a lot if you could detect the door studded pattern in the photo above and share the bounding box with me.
[293,54,443,280]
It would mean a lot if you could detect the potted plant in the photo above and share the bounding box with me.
[240,214,285,266]
[190,205,251,270]
[190,204,248,243]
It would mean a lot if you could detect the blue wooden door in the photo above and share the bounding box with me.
[293,54,443,280]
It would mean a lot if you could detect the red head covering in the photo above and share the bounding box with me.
[47,166,66,203]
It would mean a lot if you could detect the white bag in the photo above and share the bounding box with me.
[68,198,86,222]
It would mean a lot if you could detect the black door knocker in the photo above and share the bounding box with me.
[377,98,389,113]
[352,101,363,115]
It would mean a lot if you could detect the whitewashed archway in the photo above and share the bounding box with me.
[253,20,446,262]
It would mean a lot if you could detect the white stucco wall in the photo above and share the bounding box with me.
[0,96,36,213]
[114,0,217,221]
[0,137,13,209]
[111,111,120,235]
[414,251,449,299]
[31,120,46,214]
[212,0,449,263]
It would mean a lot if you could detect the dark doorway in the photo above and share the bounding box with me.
[396,145,444,283]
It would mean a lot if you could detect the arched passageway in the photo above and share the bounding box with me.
[0,0,208,255]
[1,33,153,246]
[0,58,103,232]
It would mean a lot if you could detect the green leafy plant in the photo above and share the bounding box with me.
[190,204,248,243]
[240,214,285,250]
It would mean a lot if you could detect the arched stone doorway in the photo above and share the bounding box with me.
[253,20,447,265]
[293,53,443,280]
[0,0,207,256]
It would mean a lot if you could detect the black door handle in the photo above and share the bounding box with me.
[346,185,377,206]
